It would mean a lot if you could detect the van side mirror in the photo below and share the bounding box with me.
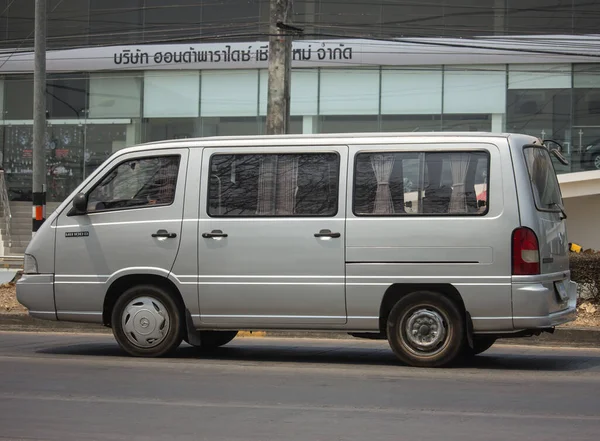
[542,139,570,166]
[550,148,569,166]
[68,193,88,216]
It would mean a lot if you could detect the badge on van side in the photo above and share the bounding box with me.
[65,231,89,238]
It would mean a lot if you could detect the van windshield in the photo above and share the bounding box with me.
[523,146,564,212]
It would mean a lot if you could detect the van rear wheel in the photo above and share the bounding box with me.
[111,285,183,357]
[386,291,465,367]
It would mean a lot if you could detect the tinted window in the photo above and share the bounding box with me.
[208,153,339,217]
[89,0,143,45]
[354,151,489,216]
[523,147,563,211]
[143,0,201,42]
[46,74,88,119]
[4,76,34,119]
[87,156,180,212]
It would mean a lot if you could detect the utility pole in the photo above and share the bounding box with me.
[32,0,47,236]
[266,0,293,135]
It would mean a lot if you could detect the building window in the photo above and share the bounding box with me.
[573,64,600,171]
[4,76,34,120]
[46,74,88,119]
[507,64,572,172]
[506,0,573,36]
[354,151,489,216]
[381,115,442,132]
[143,0,202,43]
[89,0,144,45]
[89,73,142,119]
[47,0,90,49]
[208,153,340,217]
[144,71,200,118]
[319,115,379,133]
[201,0,261,39]
[201,70,258,118]
[144,118,200,142]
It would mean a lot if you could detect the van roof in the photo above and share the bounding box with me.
[124,131,538,152]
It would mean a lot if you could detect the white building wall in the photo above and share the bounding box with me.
[564,194,600,251]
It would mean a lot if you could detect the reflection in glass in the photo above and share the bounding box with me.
[144,118,200,142]
[47,74,88,119]
[88,156,180,212]
[208,153,339,217]
[319,116,379,133]
[85,124,135,177]
[381,115,442,132]
[354,151,489,216]
[4,77,34,120]
[1,124,84,202]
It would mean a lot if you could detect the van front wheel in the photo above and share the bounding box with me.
[386,291,465,367]
[111,285,183,357]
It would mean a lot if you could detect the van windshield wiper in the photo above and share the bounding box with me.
[552,202,567,220]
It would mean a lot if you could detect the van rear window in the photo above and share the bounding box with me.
[523,147,563,212]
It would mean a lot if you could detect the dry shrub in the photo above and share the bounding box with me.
[570,252,600,304]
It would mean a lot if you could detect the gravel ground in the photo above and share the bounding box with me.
[0,283,26,313]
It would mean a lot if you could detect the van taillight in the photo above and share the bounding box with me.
[512,227,540,275]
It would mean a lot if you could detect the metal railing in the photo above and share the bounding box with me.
[0,170,12,249]
[0,254,23,270]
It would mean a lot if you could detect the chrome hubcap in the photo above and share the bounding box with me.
[122,296,170,348]
[405,309,446,351]
[594,155,600,170]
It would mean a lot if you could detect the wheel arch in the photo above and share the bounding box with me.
[378,283,467,335]
[102,274,186,327]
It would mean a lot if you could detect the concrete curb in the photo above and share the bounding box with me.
[0,313,599,347]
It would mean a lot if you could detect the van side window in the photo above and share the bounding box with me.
[87,156,180,212]
[353,151,489,216]
[208,153,339,217]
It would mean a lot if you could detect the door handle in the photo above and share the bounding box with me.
[151,229,177,239]
[202,230,228,238]
[314,229,341,238]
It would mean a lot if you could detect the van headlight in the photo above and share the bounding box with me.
[23,254,39,274]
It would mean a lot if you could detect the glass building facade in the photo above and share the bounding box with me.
[2,0,599,49]
[1,1,600,202]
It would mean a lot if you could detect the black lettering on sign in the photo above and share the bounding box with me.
[65,231,90,238]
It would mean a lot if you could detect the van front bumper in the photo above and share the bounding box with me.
[512,275,578,329]
[16,274,57,321]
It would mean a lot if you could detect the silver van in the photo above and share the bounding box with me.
[17,132,577,367]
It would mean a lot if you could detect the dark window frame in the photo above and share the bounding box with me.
[206,151,341,218]
[352,149,491,217]
[82,154,181,215]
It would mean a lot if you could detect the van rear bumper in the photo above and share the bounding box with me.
[16,274,57,321]
[512,276,578,329]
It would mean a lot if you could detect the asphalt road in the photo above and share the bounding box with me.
[1,332,600,441]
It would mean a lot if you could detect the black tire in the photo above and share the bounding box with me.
[386,291,465,368]
[189,331,238,350]
[111,284,184,357]
[464,336,496,357]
